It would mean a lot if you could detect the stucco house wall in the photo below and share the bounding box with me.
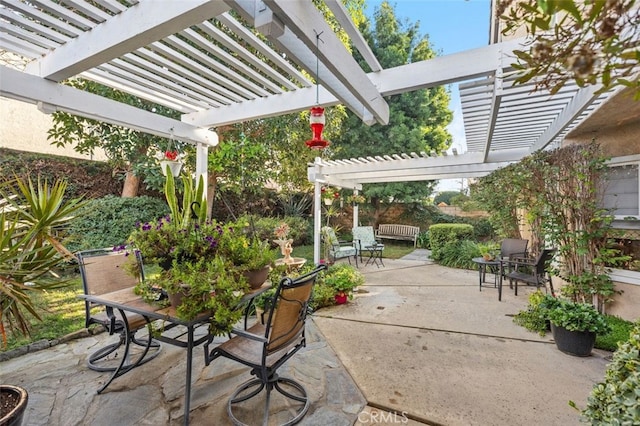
[0,97,107,161]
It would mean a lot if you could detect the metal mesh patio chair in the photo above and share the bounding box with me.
[503,248,556,296]
[77,248,161,372]
[322,226,358,266]
[204,264,327,426]
[499,238,529,262]
[352,226,384,263]
[498,238,529,279]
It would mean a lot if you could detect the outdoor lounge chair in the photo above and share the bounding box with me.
[503,248,556,296]
[204,264,327,426]
[352,226,384,265]
[322,226,358,266]
[77,248,161,372]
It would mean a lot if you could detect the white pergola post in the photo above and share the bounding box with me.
[195,142,209,190]
[313,178,322,265]
[352,189,359,228]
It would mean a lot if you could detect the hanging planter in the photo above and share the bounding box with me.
[157,131,184,177]
[321,187,340,206]
[159,159,183,177]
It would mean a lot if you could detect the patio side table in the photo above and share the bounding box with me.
[472,257,501,299]
[364,244,384,267]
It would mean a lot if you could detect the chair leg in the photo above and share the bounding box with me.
[227,375,309,426]
[88,331,161,372]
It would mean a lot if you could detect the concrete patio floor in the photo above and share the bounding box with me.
[0,252,610,425]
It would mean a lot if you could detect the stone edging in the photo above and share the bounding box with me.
[0,326,105,362]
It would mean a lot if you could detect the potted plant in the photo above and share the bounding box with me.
[137,257,249,336]
[0,385,28,426]
[346,193,366,206]
[547,299,610,357]
[322,263,365,304]
[217,225,277,289]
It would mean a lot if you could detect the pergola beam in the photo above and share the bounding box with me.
[0,66,218,146]
[25,0,231,81]
[186,39,524,128]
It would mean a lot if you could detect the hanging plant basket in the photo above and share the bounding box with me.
[160,160,183,177]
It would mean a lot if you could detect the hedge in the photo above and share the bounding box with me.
[428,223,474,261]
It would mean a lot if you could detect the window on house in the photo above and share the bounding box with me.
[604,163,639,218]
[604,158,640,273]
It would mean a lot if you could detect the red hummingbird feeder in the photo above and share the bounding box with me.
[305,106,330,150]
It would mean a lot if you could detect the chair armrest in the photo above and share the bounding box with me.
[229,327,268,343]
[508,252,528,261]
[503,256,535,268]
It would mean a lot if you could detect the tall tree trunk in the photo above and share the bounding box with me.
[121,171,139,197]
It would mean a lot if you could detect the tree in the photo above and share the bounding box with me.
[498,0,640,98]
[48,79,183,197]
[331,1,453,224]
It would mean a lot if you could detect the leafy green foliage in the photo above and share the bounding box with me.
[473,142,628,308]
[513,291,562,336]
[438,240,481,269]
[321,263,365,294]
[579,321,640,424]
[497,0,640,98]
[548,300,610,334]
[0,177,82,346]
[66,195,169,252]
[596,315,635,352]
[236,214,312,247]
[140,257,248,335]
[428,223,474,261]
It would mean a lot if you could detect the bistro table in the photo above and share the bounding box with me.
[364,243,385,267]
[472,257,502,299]
[79,283,271,426]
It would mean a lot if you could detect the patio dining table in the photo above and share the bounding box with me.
[79,283,271,426]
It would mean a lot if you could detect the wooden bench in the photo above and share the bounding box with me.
[375,224,420,247]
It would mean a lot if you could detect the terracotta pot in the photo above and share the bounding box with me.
[0,385,28,426]
[243,266,270,289]
[168,284,190,308]
[334,292,348,305]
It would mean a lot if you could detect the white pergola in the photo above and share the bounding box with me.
[0,0,619,263]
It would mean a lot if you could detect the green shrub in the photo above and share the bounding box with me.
[237,214,311,246]
[429,223,474,261]
[438,240,481,269]
[578,321,640,424]
[67,195,169,252]
[596,315,635,351]
[416,230,430,249]
[513,291,562,336]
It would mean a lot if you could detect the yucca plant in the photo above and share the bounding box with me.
[0,177,84,347]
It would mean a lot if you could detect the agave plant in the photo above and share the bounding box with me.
[0,177,84,346]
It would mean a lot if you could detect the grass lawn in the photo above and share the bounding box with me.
[291,242,416,263]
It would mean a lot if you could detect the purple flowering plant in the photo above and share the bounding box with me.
[127,215,224,266]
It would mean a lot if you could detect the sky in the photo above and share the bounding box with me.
[365,0,491,192]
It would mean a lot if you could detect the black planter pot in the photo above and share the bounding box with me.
[550,323,596,357]
[0,385,28,426]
